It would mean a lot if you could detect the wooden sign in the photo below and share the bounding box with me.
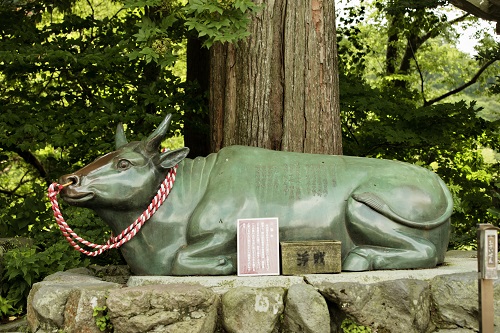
[280,240,341,275]
[477,223,499,333]
[237,217,280,276]
[479,225,498,280]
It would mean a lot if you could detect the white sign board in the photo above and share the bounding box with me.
[237,217,280,276]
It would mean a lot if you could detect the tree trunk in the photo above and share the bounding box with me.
[185,37,210,158]
[209,0,342,155]
[385,16,399,76]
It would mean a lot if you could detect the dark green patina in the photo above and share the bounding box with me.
[59,114,452,275]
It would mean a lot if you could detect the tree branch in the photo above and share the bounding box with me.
[417,13,470,48]
[399,14,471,75]
[0,170,32,198]
[424,57,499,106]
[0,188,27,198]
[410,42,427,104]
[13,148,51,186]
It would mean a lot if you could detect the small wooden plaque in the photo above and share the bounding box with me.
[280,240,341,275]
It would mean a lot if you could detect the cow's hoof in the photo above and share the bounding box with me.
[343,252,371,271]
[216,256,235,275]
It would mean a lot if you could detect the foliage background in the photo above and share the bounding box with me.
[0,0,499,320]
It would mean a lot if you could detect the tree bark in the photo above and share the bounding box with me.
[185,37,210,157]
[209,0,342,155]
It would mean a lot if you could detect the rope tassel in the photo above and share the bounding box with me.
[47,165,178,256]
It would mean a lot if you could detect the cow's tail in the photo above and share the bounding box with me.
[351,177,453,230]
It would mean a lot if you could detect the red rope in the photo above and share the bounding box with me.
[47,165,178,256]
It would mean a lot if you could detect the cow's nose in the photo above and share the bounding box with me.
[59,174,80,186]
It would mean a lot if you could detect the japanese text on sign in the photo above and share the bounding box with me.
[237,218,280,276]
[481,228,498,280]
[295,251,326,267]
[487,235,496,268]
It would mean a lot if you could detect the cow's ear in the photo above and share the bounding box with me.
[158,147,189,169]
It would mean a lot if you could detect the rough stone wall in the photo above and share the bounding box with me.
[26,265,497,333]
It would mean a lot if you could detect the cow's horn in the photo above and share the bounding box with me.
[115,123,128,149]
[146,114,172,153]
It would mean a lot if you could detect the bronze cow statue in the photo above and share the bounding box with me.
[59,114,452,275]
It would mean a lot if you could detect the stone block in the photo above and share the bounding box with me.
[128,274,305,294]
[430,271,500,331]
[221,286,285,333]
[64,288,112,333]
[282,283,330,333]
[317,278,433,333]
[281,240,341,275]
[106,283,218,333]
[27,271,122,333]
[27,283,73,331]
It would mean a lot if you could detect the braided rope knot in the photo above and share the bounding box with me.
[48,165,178,256]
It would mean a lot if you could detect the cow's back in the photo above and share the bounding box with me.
[187,146,451,256]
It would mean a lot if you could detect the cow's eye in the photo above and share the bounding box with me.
[117,159,131,170]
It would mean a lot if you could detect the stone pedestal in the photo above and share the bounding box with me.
[24,251,495,333]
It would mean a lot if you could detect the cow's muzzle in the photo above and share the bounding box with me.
[58,174,95,204]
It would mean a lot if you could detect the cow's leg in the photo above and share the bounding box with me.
[171,231,236,275]
[343,196,438,271]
